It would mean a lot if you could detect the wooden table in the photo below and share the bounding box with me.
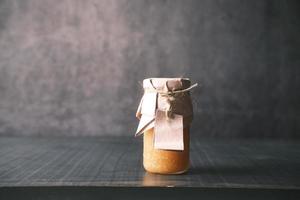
[0,136,299,199]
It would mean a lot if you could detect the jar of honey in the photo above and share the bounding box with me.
[135,78,196,174]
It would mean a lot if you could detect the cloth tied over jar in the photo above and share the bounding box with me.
[135,78,197,150]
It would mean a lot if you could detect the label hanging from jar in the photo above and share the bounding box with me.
[154,110,184,150]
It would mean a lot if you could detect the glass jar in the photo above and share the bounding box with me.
[135,78,195,174]
[143,126,190,174]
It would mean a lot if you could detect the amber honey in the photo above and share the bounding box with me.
[143,126,190,174]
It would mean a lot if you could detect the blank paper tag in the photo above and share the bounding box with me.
[154,110,184,151]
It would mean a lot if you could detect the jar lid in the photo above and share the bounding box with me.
[143,78,191,92]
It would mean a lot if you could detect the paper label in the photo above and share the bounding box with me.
[154,110,184,150]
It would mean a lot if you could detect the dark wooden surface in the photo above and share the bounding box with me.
[0,136,300,190]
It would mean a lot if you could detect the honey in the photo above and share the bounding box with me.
[143,127,190,174]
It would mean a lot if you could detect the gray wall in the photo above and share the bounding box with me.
[0,0,299,138]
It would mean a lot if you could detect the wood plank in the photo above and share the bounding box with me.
[0,136,299,189]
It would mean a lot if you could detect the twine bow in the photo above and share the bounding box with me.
[147,81,198,119]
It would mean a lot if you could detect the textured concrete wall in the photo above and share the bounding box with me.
[0,0,299,137]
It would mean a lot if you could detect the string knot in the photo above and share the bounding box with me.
[147,83,198,119]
